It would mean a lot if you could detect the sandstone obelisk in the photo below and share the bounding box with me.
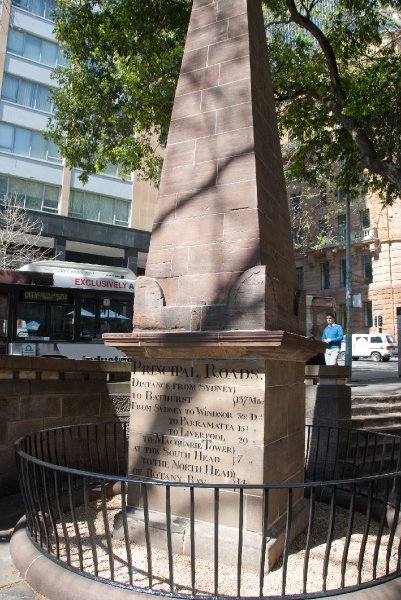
[133,0,303,334]
[106,0,322,569]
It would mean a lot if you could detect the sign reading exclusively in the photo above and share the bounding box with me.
[128,358,266,485]
[53,273,135,291]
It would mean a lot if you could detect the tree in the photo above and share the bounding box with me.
[265,0,401,203]
[49,0,190,182]
[49,0,401,202]
[0,196,52,269]
[288,183,365,253]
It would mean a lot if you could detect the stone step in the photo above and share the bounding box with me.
[351,415,401,434]
[357,425,401,437]
[344,434,401,474]
[352,402,401,416]
[352,395,401,406]
[352,416,401,427]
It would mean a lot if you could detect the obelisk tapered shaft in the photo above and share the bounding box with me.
[134,0,304,334]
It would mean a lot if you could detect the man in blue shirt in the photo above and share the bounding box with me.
[322,313,344,365]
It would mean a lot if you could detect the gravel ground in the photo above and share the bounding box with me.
[49,495,399,597]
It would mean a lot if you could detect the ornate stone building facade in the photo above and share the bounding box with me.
[291,186,401,339]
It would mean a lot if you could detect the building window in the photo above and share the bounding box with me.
[0,174,60,214]
[337,213,346,240]
[318,219,328,237]
[101,163,127,179]
[363,301,373,327]
[290,193,301,215]
[339,258,346,287]
[12,0,57,21]
[296,266,304,290]
[320,261,330,289]
[319,189,327,206]
[7,29,65,67]
[362,255,373,283]
[0,124,14,152]
[0,177,7,198]
[360,209,370,229]
[337,189,347,202]
[292,226,303,248]
[69,190,130,227]
[0,124,60,163]
[338,303,346,329]
[1,74,53,113]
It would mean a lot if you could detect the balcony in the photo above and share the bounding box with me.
[337,227,378,246]
[352,227,378,243]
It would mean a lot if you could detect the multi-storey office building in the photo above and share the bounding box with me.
[291,184,401,340]
[0,0,157,273]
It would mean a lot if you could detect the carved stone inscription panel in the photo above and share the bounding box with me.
[129,358,266,485]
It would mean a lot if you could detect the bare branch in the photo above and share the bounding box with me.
[322,100,401,189]
[0,195,53,269]
[265,18,292,28]
[285,0,347,107]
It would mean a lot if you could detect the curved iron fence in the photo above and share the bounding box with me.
[14,423,401,598]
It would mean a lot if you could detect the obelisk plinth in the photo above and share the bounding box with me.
[106,0,323,570]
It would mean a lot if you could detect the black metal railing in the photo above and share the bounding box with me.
[14,423,401,598]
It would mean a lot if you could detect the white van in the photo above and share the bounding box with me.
[340,333,397,362]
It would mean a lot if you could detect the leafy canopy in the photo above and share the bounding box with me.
[49,0,401,201]
[49,0,190,182]
[266,0,401,202]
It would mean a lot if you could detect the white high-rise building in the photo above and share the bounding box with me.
[0,0,157,273]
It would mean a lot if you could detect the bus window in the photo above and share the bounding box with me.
[17,291,75,341]
[52,305,74,340]
[80,299,96,341]
[17,305,47,340]
[100,299,132,335]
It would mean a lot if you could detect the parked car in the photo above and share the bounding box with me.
[340,333,398,362]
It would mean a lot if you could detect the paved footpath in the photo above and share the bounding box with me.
[1,363,401,600]
[348,358,401,397]
[350,376,401,397]
[0,495,42,599]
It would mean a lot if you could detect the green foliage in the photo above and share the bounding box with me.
[49,0,190,182]
[265,0,401,202]
[49,0,401,200]
[289,187,348,252]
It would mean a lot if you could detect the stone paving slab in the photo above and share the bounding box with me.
[0,541,43,600]
[351,378,401,397]
[0,542,21,587]
[0,494,44,600]
[0,582,42,600]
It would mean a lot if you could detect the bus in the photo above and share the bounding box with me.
[0,261,135,359]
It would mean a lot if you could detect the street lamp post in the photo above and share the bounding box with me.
[345,191,353,378]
